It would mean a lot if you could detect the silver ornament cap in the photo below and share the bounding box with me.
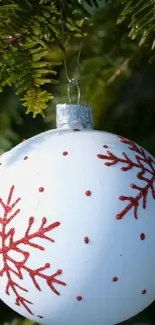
[56,103,94,130]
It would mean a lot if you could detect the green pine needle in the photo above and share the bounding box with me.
[0,0,153,117]
[21,88,54,117]
[116,0,155,47]
[0,0,101,117]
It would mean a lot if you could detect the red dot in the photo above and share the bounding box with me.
[85,190,91,197]
[84,237,89,244]
[103,145,108,148]
[39,187,44,192]
[23,156,28,160]
[73,129,80,131]
[63,151,68,156]
[113,277,118,282]
[141,289,147,295]
[140,233,145,240]
[76,296,82,301]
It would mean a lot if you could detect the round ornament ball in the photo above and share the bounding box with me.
[0,104,155,325]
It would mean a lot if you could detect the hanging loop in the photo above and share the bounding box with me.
[67,78,81,104]
[60,1,83,105]
[63,38,83,105]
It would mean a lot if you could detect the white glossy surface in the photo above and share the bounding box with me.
[0,127,155,325]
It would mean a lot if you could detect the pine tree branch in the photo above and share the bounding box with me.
[0,0,101,117]
[116,0,155,48]
[1,0,154,118]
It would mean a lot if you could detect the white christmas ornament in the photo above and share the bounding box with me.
[0,103,155,325]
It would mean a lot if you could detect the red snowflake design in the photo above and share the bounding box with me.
[0,185,66,317]
[97,136,155,220]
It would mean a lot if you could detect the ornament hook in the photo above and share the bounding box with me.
[67,78,81,104]
[60,3,83,105]
[64,38,83,104]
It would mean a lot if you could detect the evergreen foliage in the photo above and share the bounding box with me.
[0,0,155,116]
[116,0,155,47]
[0,0,101,117]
